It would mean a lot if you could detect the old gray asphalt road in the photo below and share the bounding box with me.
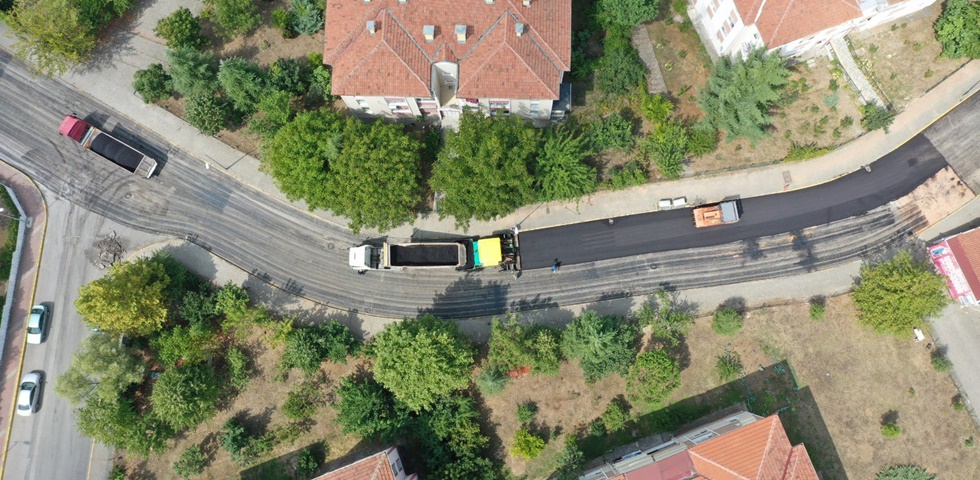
[0,49,977,321]
[4,192,164,480]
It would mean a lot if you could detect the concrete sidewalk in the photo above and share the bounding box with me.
[0,8,978,242]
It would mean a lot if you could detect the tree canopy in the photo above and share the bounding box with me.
[217,58,266,114]
[561,311,638,382]
[154,7,207,50]
[370,315,475,411]
[486,317,562,376]
[324,120,422,233]
[263,109,342,210]
[429,114,540,229]
[876,465,937,480]
[6,0,96,75]
[595,0,662,28]
[535,125,596,202]
[75,257,170,336]
[167,47,219,98]
[150,362,221,430]
[852,251,949,335]
[280,321,359,375]
[698,48,792,144]
[54,334,146,405]
[334,374,411,440]
[934,0,980,59]
[626,349,681,406]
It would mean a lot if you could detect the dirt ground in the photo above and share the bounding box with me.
[848,1,969,110]
[120,334,372,480]
[893,166,974,227]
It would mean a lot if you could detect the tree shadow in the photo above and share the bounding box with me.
[422,275,510,319]
[880,409,899,426]
[790,230,819,272]
[741,238,766,262]
[582,291,636,317]
[718,296,747,314]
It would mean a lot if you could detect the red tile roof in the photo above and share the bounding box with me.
[733,0,862,48]
[947,228,980,298]
[313,450,395,480]
[687,415,817,480]
[323,0,570,99]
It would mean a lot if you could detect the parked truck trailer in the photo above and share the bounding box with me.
[693,200,741,228]
[59,115,158,178]
[349,232,520,272]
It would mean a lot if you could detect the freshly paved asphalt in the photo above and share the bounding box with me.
[520,135,948,268]
[0,49,976,323]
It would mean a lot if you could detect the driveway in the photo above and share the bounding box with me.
[931,304,980,426]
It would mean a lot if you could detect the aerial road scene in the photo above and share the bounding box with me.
[0,0,979,479]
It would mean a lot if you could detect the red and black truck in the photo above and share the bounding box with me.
[59,115,158,179]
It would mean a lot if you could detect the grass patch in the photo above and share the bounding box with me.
[0,186,19,281]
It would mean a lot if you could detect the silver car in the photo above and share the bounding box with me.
[26,304,48,345]
[16,371,42,417]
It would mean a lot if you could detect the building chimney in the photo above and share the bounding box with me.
[522,0,531,6]
[366,20,376,35]
[485,0,494,4]
[516,22,525,37]
[398,0,407,3]
[423,25,435,42]
[455,25,467,43]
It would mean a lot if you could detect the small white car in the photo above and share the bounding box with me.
[16,371,42,417]
[26,304,48,345]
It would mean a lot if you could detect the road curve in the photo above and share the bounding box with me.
[0,50,974,319]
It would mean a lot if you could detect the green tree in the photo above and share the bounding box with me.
[626,349,680,406]
[595,45,647,95]
[150,362,221,430]
[561,311,638,382]
[852,251,948,335]
[75,394,173,455]
[605,160,648,189]
[934,0,980,59]
[552,436,586,480]
[698,48,792,144]
[370,315,475,411]
[75,257,170,336]
[411,395,491,475]
[687,124,719,157]
[202,0,260,39]
[55,334,146,405]
[215,281,251,325]
[249,90,297,138]
[77,0,133,31]
[429,114,540,228]
[510,428,546,459]
[279,321,359,375]
[587,112,634,151]
[150,325,217,367]
[218,58,266,114]
[173,445,206,479]
[601,398,632,432]
[132,63,173,103]
[860,101,897,133]
[334,374,411,440]
[225,346,253,390]
[711,307,744,336]
[167,47,218,98]
[647,119,688,179]
[324,119,422,233]
[154,7,207,50]
[876,465,937,480]
[290,0,322,35]
[486,317,562,376]
[596,0,661,28]
[281,378,324,421]
[267,57,309,96]
[263,109,342,210]
[636,291,694,346]
[516,402,538,424]
[179,290,218,332]
[535,126,597,202]
[185,93,234,136]
[7,0,96,75]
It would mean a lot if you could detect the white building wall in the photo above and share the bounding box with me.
[342,95,555,124]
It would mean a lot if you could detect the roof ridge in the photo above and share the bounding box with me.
[689,449,752,480]
[324,3,384,64]
[754,415,780,479]
[502,12,560,97]
[384,7,435,62]
[505,3,569,70]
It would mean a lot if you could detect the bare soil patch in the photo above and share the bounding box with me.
[893,166,974,226]
[848,1,969,110]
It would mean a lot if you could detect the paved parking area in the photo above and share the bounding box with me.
[931,304,980,427]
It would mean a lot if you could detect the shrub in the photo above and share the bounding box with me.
[784,142,832,162]
[179,291,218,332]
[249,90,296,139]
[296,445,322,476]
[596,0,660,28]
[268,57,309,96]
[809,301,826,321]
[282,379,324,421]
[686,125,719,157]
[647,119,688,179]
[154,8,206,50]
[185,94,234,136]
[475,367,509,397]
[225,346,253,390]
[881,422,902,439]
[561,311,639,383]
[626,349,681,406]
[587,112,634,151]
[853,251,949,335]
[221,417,272,467]
[280,322,359,375]
[173,446,206,479]
[167,47,218,98]
[307,54,332,99]
[203,0,260,39]
[636,291,694,346]
[716,351,744,382]
[510,428,546,460]
[110,466,126,480]
[516,402,538,425]
[601,399,631,433]
[860,102,897,133]
[876,465,936,480]
[711,307,744,336]
[150,325,215,366]
[151,362,221,430]
[605,160,648,190]
[932,354,953,373]
[595,41,646,94]
[291,0,323,35]
[272,8,295,39]
[132,64,172,103]
[218,58,266,114]
[486,317,563,376]
[640,93,673,126]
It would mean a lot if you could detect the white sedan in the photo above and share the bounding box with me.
[26,304,48,345]
[16,371,42,417]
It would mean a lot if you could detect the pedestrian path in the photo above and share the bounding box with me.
[829,35,885,106]
[0,9,977,241]
[632,25,668,95]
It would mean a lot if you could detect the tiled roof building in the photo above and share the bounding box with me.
[581,412,818,480]
[322,0,572,127]
[685,0,937,59]
[929,226,980,305]
[312,447,417,480]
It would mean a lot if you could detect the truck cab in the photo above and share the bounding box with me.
[349,245,380,272]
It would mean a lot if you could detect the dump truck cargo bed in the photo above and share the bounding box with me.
[386,242,466,267]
